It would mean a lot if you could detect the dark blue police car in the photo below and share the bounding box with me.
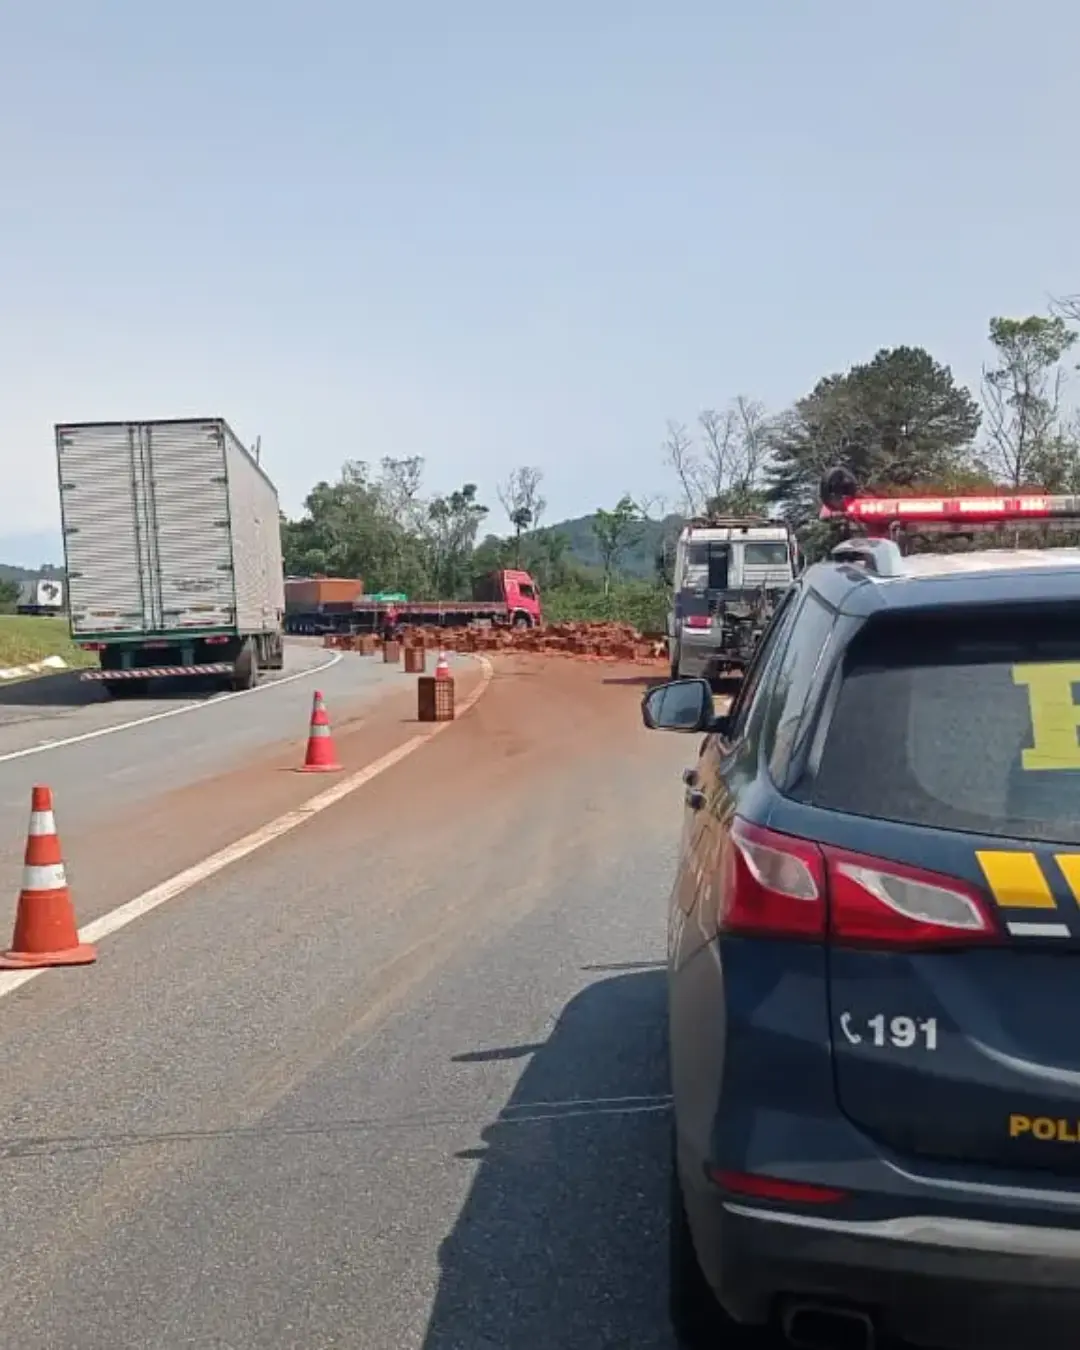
[643,487,1080,1349]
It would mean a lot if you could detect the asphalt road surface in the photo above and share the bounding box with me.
[0,642,472,921]
[0,654,695,1350]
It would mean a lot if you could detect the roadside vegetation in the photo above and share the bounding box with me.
[278,301,1080,627]
[0,615,93,672]
[279,459,672,630]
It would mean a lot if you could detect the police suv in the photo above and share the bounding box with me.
[644,479,1080,1349]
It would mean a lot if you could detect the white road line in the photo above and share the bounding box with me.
[0,657,494,1001]
[0,651,345,766]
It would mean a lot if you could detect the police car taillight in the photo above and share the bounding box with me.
[824,846,998,947]
[721,819,999,947]
[720,819,826,938]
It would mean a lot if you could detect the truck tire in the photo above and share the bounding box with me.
[512,611,532,629]
[232,640,259,692]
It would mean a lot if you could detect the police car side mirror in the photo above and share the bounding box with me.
[642,679,717,733]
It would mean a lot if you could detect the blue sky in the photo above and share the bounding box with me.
[2,0,1078,565]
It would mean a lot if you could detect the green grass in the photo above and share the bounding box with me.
[542,580,669,634]
[0,616,96,672]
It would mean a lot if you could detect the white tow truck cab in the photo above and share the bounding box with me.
[668,516,799,682]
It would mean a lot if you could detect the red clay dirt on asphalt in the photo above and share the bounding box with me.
[325,622,670,664]
[2,656,666,942]
[0,659,484,935]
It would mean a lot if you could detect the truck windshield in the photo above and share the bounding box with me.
[744,542,788,566]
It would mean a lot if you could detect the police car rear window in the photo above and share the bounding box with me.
[813,611,1080,844]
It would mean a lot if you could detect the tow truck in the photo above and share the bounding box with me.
[667,515,800,683]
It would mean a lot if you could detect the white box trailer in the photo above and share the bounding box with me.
[55,418,285,696]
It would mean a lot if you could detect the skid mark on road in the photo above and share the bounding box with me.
[0,1095,674,1160]
[0,651,344,766]
[0,657,494,1003]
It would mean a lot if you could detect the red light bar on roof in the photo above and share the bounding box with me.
[828,493,1080,527]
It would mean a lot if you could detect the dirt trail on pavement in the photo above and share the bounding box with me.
[1,656,665,942]
[10,660,486,932]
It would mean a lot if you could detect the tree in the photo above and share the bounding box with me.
[1051,293,1080,332]
[282,458,463,597]
[662,421,703,516]
[530,527,572,590]
[281,461,431,594]
[497,466,546,566]
[378,456,426,532]
[591,495,641,594]
[281,461,397,581]
[426,484,489,597]
[662,398,772,517]
[0,579,18,611]
[768,346,982,521]
[698,397,771,515]
[981,315,1077,487]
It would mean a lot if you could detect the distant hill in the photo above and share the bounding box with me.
[0,563,59,584]
[547,512,684,580]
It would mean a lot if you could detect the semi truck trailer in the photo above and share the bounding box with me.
[55,418,286,697]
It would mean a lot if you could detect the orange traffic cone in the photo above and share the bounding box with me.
[434,651,451,681]
[0,786,95,969]
[299,690,343,772]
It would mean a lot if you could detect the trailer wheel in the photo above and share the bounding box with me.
[232,640,259,692]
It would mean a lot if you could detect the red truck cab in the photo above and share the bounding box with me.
[473,569,542,627]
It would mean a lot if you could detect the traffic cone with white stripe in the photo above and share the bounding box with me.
[434,650,451,681]
[298,690,343,773]
[0,786,95,969]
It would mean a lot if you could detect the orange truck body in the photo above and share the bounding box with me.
[284,577,364,609]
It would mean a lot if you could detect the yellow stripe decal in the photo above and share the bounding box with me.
[975,851,1057,910]
[1053,854,1080,905]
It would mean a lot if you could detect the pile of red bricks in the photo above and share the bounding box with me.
[322,622,667,666]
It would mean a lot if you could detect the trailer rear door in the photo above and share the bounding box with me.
[57,420,237,637]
